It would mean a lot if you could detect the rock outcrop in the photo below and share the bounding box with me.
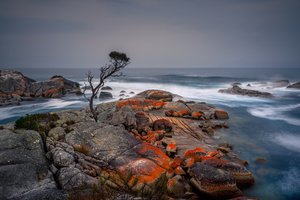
[1,89,255,199]
[0,128,67,200]
[287,82,300,89]
[219,85,273,97]
[0,70,82,106]
[99,91,113,99]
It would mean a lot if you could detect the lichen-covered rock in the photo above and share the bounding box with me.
[0,70,82,106]
[219,85,273,97]
[135,112,150,132]
[0,70,34,96]
[137,90,173,101]
[64,122,170,189]
[153,119,173,132]
[29,78,65,98]
[188,163,242,199]
[202,158,255,188]
[4,89,255,199]
[116,98,165,111]
[167,175,190,197]
[215,110,229,119]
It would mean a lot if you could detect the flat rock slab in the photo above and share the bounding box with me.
[64,122,170,187]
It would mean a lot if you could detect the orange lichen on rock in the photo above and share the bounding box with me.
[44,88,62,98]
[185,157,195,168]
[174,109,191,117]
[184,148,206,161]
[166,168,175,178]
[142,131,166,144]
[112,143,172,188]
[166,109,191,118]
[170,157,184,169]
[136,143,170,169]
[143,90,173,102]
[201,151,220,161]
[174,166,185,175]
[166,143,177,153]
[191,111,203,119]
[116,98,165,111]
[167,177,177,188]
[117,158,167,187]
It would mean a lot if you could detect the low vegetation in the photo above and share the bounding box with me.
[15,113,59,133]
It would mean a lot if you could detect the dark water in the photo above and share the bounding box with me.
[1,67,300,199]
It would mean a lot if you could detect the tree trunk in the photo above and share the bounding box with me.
[89,94,97,122]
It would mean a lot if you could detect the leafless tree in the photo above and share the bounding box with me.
[83,51,130,122]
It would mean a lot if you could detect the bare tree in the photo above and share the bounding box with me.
[83,51,130,122]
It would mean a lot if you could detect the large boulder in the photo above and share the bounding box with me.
[137,90,173,101]
[0,128,67,200]
[63,122,170,189]
[202,158,255,188]
[0,70,82,105]
[29,79,65,98]
[287,82,300,89]
[219,85,273,97]
[99,91,113,99]
[214,110,229,119]
[0,70,34,96]
[101,86,113,90]
[50,75,82,94]
[0,70,35,106]
[188,163,242,199]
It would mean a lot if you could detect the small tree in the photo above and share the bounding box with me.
[83,51,130,122]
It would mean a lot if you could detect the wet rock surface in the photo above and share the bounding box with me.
[219,85,273,97]
[99,91,113,99]
[1,89,256,199]
[287,82,300,89]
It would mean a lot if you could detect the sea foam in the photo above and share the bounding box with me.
[248,104,300,126]
[272,133,300,153]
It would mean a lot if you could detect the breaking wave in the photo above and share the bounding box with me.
[272,132,300,153]
[247,104,300,126]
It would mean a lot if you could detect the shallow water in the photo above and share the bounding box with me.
[1,68,300,199]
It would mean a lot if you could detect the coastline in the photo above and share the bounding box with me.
[1,69,300,199]
[0,90,255,199]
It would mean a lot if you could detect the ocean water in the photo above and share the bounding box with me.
[1,68,300,199]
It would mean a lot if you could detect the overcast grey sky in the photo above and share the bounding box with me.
[0,0,299,68]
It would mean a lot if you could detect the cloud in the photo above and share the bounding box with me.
[0,0,299,68]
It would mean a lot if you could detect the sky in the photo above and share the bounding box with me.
[0,0,299,69]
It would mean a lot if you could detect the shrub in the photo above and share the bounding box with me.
[15,113,59,133]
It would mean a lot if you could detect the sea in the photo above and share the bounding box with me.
[1,67,300,200]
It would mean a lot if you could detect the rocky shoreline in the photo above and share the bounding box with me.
[0,89,256,200]
[219,80,300,98]
[219,85,273,97]
[0,70,82,107]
